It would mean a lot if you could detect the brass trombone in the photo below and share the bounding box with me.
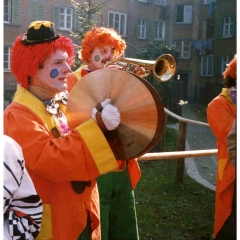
[104,54,176,82]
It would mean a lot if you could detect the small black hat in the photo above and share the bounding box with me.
[22,21,61,45]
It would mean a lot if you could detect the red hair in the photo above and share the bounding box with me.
[223,54,237,80]
[81,27,126,63]
[11,36,76,88]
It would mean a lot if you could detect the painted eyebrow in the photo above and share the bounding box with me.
[53,57,68,62]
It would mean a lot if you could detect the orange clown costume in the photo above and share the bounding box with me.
[207,55,236,239]
[4,21,123,240]
[68,66,141,240]
[67,27,141,240]
[68,68,141,190]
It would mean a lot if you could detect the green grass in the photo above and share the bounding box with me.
[135,128,215,240]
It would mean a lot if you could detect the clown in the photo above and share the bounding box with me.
[207,55,236,240]
[4,135,42,239]
[68,27,141,240]
[4,21,123,240]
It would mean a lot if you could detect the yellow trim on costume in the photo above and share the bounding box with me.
[76,119,118,174]
[13,85,56,131]
[218,158,228,181]
[73,66,85,79]
[14,86,118,175]
[35,204,52,240]
[220,88,234,104]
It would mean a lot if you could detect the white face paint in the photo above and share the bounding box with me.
[88,45,115,71]
[31,49,71,93]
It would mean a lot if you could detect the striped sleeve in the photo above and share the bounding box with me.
[3,135,43,239]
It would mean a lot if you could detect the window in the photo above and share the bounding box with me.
[175,41,191,59]
[4,46,11,71]
[223,16,233,38]
[176,5,192,24]
[138,0,147,2]
[204,0,216,4]
[207,19,214,38]
[53,5,80,31]
[4,0,21,25]
[154,20,165,40]
[59,7,73,30]
[108,11,127,36]
[155,0,166,5]
[137,19,147,39]
[4,0,11,22]
[29,0,45,23]
[221,56,230,73]
[202,19,214,39]
[201,55,213,76]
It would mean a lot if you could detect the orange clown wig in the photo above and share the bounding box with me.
[222,54,237,88]
[223,54,237,80]
[80,27,126,63]
[11,35,75,89]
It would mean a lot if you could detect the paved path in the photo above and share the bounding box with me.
[169,103,217,191]
[185,140,216,191]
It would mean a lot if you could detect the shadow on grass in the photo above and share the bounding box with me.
[135,128,215,240]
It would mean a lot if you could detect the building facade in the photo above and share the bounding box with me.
[4,0,236,106]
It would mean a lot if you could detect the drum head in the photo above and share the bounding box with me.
[66,68,165,160]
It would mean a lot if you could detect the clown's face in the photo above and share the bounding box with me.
[32,49,71,93]
[88,45,115,71]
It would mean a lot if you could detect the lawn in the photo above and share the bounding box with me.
[135,128,215,240]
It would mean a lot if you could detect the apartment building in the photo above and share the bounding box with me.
[195,0,236,103]
[4,0,236,106]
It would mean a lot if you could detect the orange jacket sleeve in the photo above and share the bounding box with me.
[4,102,119,183]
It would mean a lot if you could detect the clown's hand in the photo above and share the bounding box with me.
[134,66,146,77]
[92,99,111,118]
[92,99,120,131]
[102,104,120,130]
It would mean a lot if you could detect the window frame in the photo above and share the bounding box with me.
[204,0,216,4]
[4,45,11,71]
[221,56,230,74]
[4,0,12,23]
[154,20,165,40]
[206,19,214,38]
[137,19,147,40]
[176,5,193,24]
[223,16,233,38]
[155,0,166,6]
[201,55,214,76]
[4,0,21,25]
[175,40,191,59]
[108,11,127,36]
[59,6,73,31]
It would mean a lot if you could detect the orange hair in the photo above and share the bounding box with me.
[11,36,76,88]
[80,27,126,63]
[223,54,237,80]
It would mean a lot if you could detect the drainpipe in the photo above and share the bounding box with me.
[127,0,132,56]
[195,0,201,102]
[168,0,173,46]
